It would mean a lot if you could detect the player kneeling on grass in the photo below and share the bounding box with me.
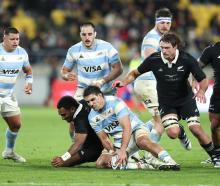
[51,96,103,167]
[83,85,180,171]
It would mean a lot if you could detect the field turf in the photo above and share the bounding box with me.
[0,107,219,186]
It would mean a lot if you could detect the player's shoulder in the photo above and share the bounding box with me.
[97,39,114,48]
[17,46,28,54]
[144,29,159,39]
[68,41,82,52]
[179,50,197,65]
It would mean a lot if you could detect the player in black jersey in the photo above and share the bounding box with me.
[198,42,220,166]
[51,96,103,167]
[114,33,220,168]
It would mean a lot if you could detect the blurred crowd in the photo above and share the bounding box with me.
[0,0,220,64]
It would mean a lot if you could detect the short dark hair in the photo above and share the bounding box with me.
[57,96,79,110]
[4,27,19,35]
[83,86,103,98]
[79,22,95,32]
[155,8,172,19]
[160,32,182,48]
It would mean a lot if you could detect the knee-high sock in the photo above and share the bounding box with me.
[5,128,18,151]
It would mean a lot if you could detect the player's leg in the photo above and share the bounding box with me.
[209,112,220,148]
[1,97,26,163]
[133,127,180,170]
[201,96,220,164]
[133,80,164,161]
[160,104,192,150]
[96,149,113,168]
[134,79,164,139]
[181,100,220,167]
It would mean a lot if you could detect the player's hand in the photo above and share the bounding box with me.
[112,80,124,88]
[24,83,32,94]
[191,80,199,94]
[51,156,64,167]
[63,73,77,81]
[91,79,105,88]
[194,89,206,104]
[116,150,127,168]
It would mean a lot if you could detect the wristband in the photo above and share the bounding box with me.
[25,75,33,84]
[61,152,71,161]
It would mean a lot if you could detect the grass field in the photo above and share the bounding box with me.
[0,107,219,186]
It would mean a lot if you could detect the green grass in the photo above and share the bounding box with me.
[0,107,219,186]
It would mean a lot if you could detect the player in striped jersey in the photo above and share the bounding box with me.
[61,22,123,101]
[0,27,33,163]
[83,86,180,171]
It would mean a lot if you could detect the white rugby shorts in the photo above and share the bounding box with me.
[0,96,20,117]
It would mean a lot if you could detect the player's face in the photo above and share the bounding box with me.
[58,107,74,122]
[80,25,96,48]
[3,33,20,52]
[160,41,177,61]
[84,93,104,111]
[156,21,171,35]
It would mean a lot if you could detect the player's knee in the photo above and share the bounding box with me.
[162,115,179,138]
[211,123,220,133]
[210,118,220,131]
[166,127,180,139]
[9,123,21,132]
[96,154,111,168]
[136,135,151,149]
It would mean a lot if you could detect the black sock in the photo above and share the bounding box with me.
[178,124,185,139]
[201,142,216,157]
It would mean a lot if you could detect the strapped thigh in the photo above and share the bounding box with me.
[186,116,200,127]
[162,114,179,129]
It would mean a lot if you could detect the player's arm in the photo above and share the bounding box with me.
[51,132,87,167]
[61,66,77,81]
[104,61,123,83]
[92,61,123,88]
[194,78,208,104]
[113,69,141,88]
[22,65,33,94]
[96,131,115,152]
[116,115,131,166]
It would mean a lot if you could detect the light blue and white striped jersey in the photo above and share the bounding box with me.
[137,28,161,80]
[0,43,30,97]
[88,96,144,147]
[63,39,121,94]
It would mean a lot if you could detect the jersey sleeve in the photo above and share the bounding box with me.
[62,48,76,69]
[108,45,121,65]
[188,54,206,82]
[88,113,103,133]
[20,48,30,67]
[137,57,151,74]
[114,98,130,119]
[74,116,89,134]
[142,37,159,51]
[199,46,212,66]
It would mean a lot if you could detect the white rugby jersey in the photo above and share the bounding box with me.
[0,43,30,97]
[63,39,120,94]
[88,96,144,147]
[137,28,161,80]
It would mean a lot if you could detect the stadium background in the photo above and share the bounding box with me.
[1,0,219,110]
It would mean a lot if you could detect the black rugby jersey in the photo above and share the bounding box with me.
[137,51,206,105]
[199,42,220,98]
[73,100,103,149]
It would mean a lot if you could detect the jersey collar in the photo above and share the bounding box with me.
[161,49,179,68]
[73,103,83,119]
